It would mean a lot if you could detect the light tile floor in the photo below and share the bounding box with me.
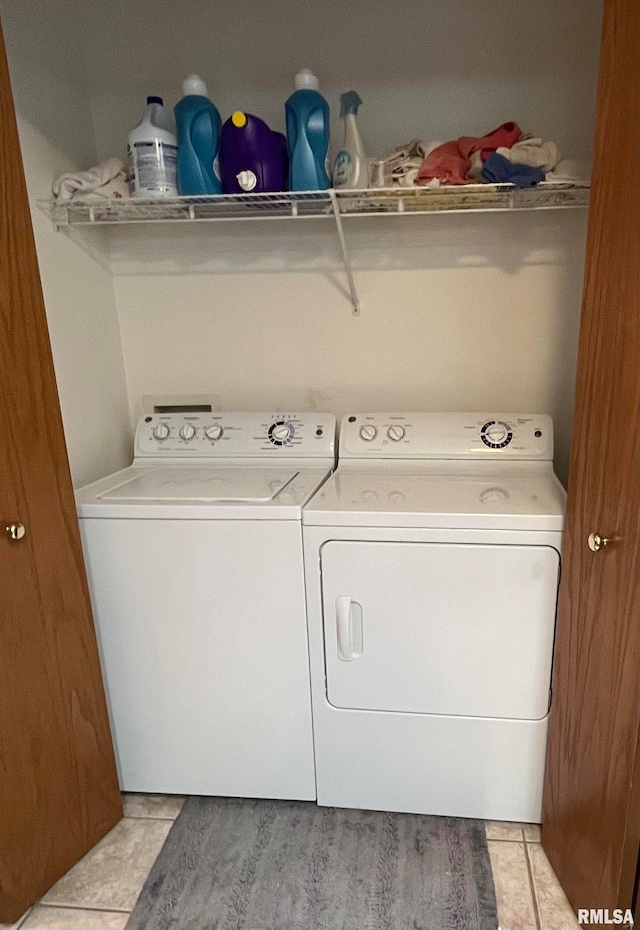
[3,799,578,930]
[487,824,579,930]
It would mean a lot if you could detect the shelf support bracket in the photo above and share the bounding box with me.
[329,191,361,316]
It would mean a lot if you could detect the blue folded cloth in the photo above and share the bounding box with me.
[482,153,545,188]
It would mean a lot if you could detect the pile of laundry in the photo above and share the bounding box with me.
[383,122,581,189]
[52,158,130,204]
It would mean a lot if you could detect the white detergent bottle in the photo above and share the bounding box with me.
[333,91,368,189]
[128,96,178,198]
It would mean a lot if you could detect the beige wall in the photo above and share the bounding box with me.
[78,0,601,167]
[1,0,131,487]
[2,0,600,486]
[76,0,598,486]
[113,210,586,484]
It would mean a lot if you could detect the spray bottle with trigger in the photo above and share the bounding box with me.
[333,91,368,190]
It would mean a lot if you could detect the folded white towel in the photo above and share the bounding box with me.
[52,157,130,203]
[546,158,589,183]
[383,140,442,187]
[496,138,561,172]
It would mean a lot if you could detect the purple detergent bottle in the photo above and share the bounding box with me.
[219,111,288,194]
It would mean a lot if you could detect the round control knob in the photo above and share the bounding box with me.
[271,423,293,443]
[205,424,223,441]
[480,420,513,449]
[485,424,508,444]
[153,423,170,441]
[359,425,378,442]
[387,425,406,442]
[179,424,196,441]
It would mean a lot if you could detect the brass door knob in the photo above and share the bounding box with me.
[5,523,26,541]
[588,532,610,552]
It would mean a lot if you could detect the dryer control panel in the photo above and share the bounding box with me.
[340,413,553,460]
[135,412,336,459]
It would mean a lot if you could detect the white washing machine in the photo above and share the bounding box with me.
[77,411,335,799]
[302,413,565,823]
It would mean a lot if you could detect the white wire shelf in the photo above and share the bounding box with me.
[336,180,590,215]
[38,181,589,317]
[38,181,589,227]
[39,190,331,226]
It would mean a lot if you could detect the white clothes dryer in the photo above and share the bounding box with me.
[77,412,335,800]
[302,413,565,823]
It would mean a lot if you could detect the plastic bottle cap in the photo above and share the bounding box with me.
[340,91,362,117]
[237,170,257,191]
[232,111,247,128]
[182,74,208,97]
[294,69,320,91]
[147,96,163,105]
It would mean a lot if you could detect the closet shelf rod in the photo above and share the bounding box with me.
[329,190,361,317]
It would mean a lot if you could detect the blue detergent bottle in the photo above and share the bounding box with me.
[285,69,330,191]
[174,75,222,195]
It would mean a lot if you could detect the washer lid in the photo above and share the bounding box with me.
[77,464,332,520]
[100,466,298,503]
[302,463,566,530]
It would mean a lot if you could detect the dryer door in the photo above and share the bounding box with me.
[320,541,559,720]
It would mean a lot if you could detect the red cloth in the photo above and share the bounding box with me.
[416,122,522,186]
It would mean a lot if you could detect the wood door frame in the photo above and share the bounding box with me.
[0,16,122,922]
[541,0,640,915]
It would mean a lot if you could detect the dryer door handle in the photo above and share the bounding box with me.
[336,596,363,661]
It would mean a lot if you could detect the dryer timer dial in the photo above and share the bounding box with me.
[480,420,513,449]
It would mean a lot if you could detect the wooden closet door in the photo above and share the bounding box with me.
[542,0,639,914]
[0,19,122,923]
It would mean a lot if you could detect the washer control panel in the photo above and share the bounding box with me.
[136,413,336,458]
[340,413,553,460]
